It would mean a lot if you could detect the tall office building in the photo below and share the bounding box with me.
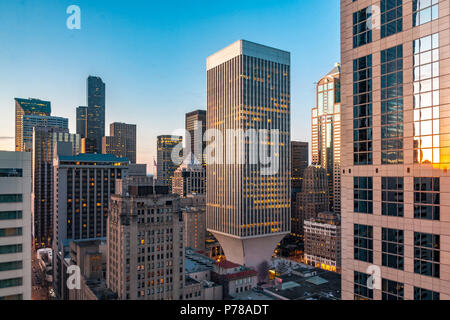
[185,110,207,165]
[32,127,80,248]
[156,135,183,190]
[291,141,309,192]
[294,165,329,237]
[52,144,128,299]
[102,122,137,163]
[21,115,69,153]
[76,106,88,138]
[86,76,106,153]
[15,98,69,152]
[206,40,291,270]
[290,141,309,238]
[0,151,32,300]
[312,64,342,214]
[107,175,185,300]
[341,0,450,300]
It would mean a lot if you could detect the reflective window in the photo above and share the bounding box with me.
[382,228,404,270]
[381,45,403,163]
[353,7,373,48]
[413,33,440,164]
[413,0,439,26]
[381,0,403,38]
[353,55,373,165]
[354,224,373,263]
[414,177,440,220]
[354,271,373,300]
[354,177,373,214]
[414,232,440,278]
[382,279,404,300]
[414,287,440,300]
[381,177,404,216]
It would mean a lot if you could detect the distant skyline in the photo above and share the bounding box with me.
[0,0,340,171]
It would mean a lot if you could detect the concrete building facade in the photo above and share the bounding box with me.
[0,151,32,300]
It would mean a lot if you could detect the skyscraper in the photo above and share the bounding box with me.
[32,127,80,248]
[185,110,207,165]
[341,0,450,300]
[206,40,291,270]
[52,146,129,299]
[311,64,341,214]
[295,165,329,237]
[14,98,68,152]
[291,141,309,193]
[156,135,183,190]
[76,106,88,138]
[102,122,137,163]
[86,76,106,153]
[0,151,32,300]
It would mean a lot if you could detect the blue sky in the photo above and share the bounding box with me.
[0,0,340,171]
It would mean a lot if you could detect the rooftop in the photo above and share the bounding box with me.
[264,269,341,300]
[59,153,129,163]
[215,260,241,270]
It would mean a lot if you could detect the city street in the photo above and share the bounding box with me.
[31,250,48,300]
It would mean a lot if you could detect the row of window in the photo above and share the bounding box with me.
[353,0,439,49]
[354,177,440,221]
[355,225,440,278]
[355,271,440,300]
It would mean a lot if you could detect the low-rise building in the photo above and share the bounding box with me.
[304,212,341,273]
[211,260,257,299]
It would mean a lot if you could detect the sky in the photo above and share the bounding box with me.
[0,0,340,172]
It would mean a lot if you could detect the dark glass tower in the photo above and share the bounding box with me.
[76,106,88,138]
[86,76,105,153]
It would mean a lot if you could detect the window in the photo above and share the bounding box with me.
[354,224,373,263]
[354,177,373,214]
[0,244,22,254]
[381,177,404,216]
[354,271,373,300]
[381,45,403,164]
[0,228,22,237]
[0,277,22,289]
[413,0,439,26]
[0,211,22,220]
[414,287,440,300]
[382,279,404,300]
[414,177,439,220]
[414,232,440,278]
[353,55,373,165]
[381,0,403,38]
[353,7,373,48]
[382,228,404,270]
[0,261,22,272]
[0,194,22,203]
[0,168,22,177]
[413,33,440,164]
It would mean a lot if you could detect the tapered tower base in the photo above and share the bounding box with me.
[210,231,288,270]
